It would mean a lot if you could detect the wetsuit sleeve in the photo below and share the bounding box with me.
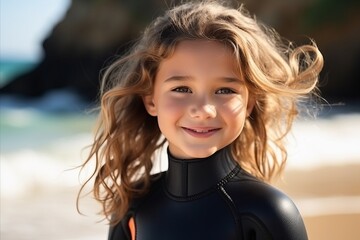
[227,180,308,240]
[241,193,307,240]
[267,195,307,240]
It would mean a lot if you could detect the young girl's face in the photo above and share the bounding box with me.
[144,40,253,159]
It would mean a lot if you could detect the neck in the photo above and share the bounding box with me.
[165,147,238,198]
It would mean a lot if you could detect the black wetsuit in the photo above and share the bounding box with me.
[108,147,308,240]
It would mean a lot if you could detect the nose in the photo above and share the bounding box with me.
[188,99,217,119]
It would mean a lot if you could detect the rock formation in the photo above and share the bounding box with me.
[1,0,359,105]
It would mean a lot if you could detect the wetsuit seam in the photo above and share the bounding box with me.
[163,183,217,201]
[218,185,244,239]
[218,165,240,186]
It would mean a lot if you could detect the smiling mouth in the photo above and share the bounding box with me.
[182,127,221,133]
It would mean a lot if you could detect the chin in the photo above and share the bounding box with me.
[184,147,219,159]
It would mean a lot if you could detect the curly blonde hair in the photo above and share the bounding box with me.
[78,0,323,225]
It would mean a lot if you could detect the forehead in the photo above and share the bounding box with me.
[157,40,238,76]
[172,40,234,59]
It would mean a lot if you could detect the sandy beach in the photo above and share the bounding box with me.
[276,164,360,240]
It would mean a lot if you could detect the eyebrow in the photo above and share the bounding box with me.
[164,75,243,83]
[164,75,191,82]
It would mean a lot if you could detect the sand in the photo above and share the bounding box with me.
[275,164,360,240]
[305,214,360,240]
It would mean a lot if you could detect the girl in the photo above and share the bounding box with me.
[79,1,323,239]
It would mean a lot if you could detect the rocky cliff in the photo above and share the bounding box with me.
[1,0,359,104]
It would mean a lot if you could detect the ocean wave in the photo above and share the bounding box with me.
[1,133,93,199]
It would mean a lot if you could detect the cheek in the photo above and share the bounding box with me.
[219,97,248,135]
[219,96,247,117]
[156,96,188,135]
[158,95,188,115]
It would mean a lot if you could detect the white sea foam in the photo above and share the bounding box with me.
[0,135,91,198]
[286,114,360,169]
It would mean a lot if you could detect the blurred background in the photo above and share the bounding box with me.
[0,0,359,239]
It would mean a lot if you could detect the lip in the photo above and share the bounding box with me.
[181,127,221,138]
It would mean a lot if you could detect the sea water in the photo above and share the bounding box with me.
[0,59,37,87]
[0,60,108,239]
[0,59,95,197]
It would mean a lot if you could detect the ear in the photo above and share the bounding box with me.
[142,94,157,116]
[246,95,256,117]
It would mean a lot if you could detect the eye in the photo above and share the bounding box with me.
[172,86,192,93]
[215,88,236,94]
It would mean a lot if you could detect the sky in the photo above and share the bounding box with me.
[0,0,70,61]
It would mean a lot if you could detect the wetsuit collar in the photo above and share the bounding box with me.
[165,146,237,198]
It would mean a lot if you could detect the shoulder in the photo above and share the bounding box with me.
[223,168,307,239]
[129,172,165,206]
[108,172,165,240]
[226,169,297,214]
